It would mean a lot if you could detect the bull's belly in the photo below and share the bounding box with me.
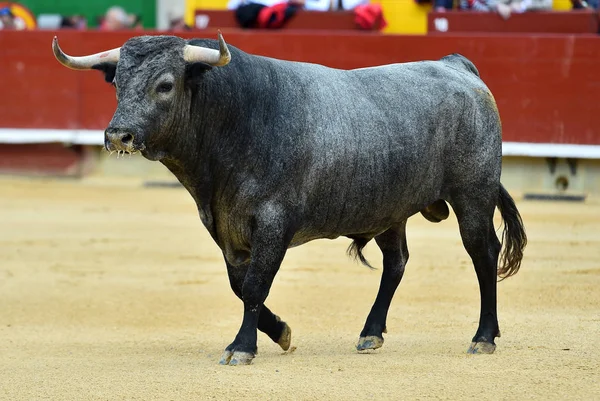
[287,200,426,248]
[288,228,387,249]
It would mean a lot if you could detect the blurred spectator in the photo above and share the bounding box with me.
[130,14,143,29]
[354,4,386,30]
[571,0,598,8]
[227,0,284,8]
[61,15,87,29]
[100,6,127,30]
[506,0,553,13]
[459,0,552,19]
[0,6,16,29]
[432,0,456,11]
[303,0,369,10]
[99,6,142,30]
[38,13,86,29]
[302,0,386,31]
[1,3,35,30]
[228,0,302,28]
[169,16,191,31]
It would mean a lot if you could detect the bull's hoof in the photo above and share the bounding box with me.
[467,341,496,354]
[219,350,255,366]
[356,335,384,351]
[277,322,292,351]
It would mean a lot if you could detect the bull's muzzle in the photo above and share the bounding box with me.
[105,127,137,153]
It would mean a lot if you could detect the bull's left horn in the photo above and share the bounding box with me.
[183,30,231,67]
[52,36,121,70]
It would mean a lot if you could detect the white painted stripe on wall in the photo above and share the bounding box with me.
[1,129,600,159]
[0,129,105,145]
[501,142,600,159]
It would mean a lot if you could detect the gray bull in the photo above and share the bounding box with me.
[52,32,527,365]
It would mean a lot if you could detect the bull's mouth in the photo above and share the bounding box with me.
[107,149,138,157]
[104,140,146,156]
[104,135,165,161]
[104,146,143,157]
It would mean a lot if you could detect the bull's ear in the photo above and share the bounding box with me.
[91,63,117,84]
[185,62,212,85]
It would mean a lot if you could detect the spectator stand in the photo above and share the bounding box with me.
[184,0,431,34]
[185,0,585,35]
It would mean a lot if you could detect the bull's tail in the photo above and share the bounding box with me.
[347,237,375,269]
[496,184,527,280]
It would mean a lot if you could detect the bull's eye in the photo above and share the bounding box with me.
[156,82,173,94]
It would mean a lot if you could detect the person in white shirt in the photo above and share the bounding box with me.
[303,0,370,10]
[228,0,369,10]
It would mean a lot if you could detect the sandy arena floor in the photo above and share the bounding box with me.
[0,176,599,400]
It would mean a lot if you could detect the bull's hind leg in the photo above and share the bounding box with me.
[449,194,502,354]
[357,222,408,351]
[223,259,291,357]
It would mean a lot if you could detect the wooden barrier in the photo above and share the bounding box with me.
[193,9,359,31]
[428,10,599,34]
[0,29,598,147]
[0,144,94,176]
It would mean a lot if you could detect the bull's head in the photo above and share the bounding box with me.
[52,32,231,161]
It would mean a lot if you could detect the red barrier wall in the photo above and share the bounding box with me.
[0,144,89,176]
[428,11,600,34]
[0,29,599,145]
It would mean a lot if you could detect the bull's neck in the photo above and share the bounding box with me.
[159,55,272,236]
[164,55,274,188]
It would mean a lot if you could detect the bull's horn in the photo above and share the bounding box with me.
[183,30,231,67]
[52,36,120,70]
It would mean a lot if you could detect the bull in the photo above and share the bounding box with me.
[52,32,527,366]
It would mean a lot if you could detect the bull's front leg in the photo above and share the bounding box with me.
[219,210,291,366]
[224,259,292,352]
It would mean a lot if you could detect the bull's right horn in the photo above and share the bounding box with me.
[183,30,231,67]
[52,36,121,70]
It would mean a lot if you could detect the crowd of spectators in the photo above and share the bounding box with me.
[0,4,152,31]
[0,1,385,31]
[0,0,597,32]
[0,3,196,31]
[432,0,554,19]
[226,0,385,29]
[432,0,598,18]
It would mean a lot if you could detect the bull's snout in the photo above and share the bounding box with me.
[105,127,135,152]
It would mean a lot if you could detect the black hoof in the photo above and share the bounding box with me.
[219,350,255,365]
[467,341,496,354]
[356,335,384,351]
[277,322,292,351]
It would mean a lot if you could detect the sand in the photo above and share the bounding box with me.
[1,176,599,400]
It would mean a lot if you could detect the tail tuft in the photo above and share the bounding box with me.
[347,237,375,269]
[497,185,527,280]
